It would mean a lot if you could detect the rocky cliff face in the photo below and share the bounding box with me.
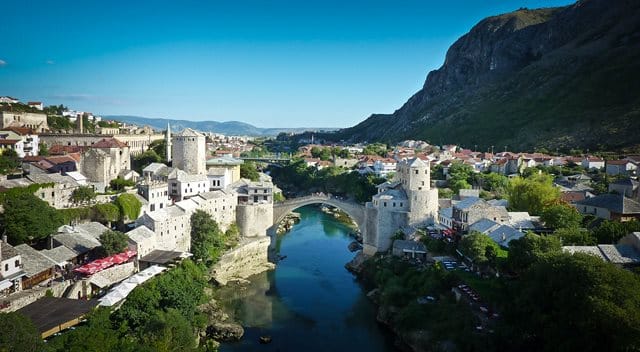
[336,0,640,151]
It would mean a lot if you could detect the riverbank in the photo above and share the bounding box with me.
[348,254,492,352]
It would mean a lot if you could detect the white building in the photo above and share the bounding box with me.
[168,169,209,201]
[137,181,170,213]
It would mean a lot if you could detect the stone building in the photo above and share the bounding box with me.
[27,173,81,209]
[234,177,274,238]
[81,138,131,191]
[137,206,192,253]
[39,133,164,156]
[0,112,48,133]
[172,128,206,175]
[451,197,509,232]
[363,157,439,255]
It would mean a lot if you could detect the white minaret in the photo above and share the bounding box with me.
[166,123,172,162]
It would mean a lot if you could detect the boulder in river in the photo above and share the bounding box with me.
[206,322,245,342]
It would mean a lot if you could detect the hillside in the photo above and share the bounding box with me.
[333,0,640,151]
[107,115,337,137]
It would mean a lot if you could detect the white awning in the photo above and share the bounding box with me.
[0,281,14,290]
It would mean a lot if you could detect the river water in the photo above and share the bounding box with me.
[217,205,397,352]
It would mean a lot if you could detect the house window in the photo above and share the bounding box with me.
[400,202,403,207]
[415,170,418,174]
[383,202,387,207]
[14,260,19,268]
[4,264,7,271]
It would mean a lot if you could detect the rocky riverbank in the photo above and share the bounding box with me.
[211,236,275,285]
[276,212,301,234]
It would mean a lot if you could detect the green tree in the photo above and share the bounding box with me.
[38,142,50,156]
[140,309,198,352]
[448,162,474,194]
[479,172,508,196]
[0,192,63,244]
[99,230,129,256]
[190,210,223,264]
[503,253,640,352]
[240,161,260,181]
[149,139,167,161]
[114,193,142,222]
[593,219,640,244]
[0,149,21,175]
[0,312,44,352]
[71,186,96,205]
[553,227,596,245]
[506,174,560,215]
[459,232,501,265]
[92,203,121,227]
[132,149,161,173]
[540,203,582,229]
[507,232,561,273]
[109,177,135,192]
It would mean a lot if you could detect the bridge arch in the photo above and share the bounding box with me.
[271,195,366,234]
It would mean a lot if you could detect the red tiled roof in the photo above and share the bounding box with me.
[49,145,87,155]
[1,127,35,135]
[607,159,633,165]
[0,140,18,145]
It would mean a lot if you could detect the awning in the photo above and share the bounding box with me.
[73,250,137,276]
[0,280,13,290]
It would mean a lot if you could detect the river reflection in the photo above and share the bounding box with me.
[216,205,397,352]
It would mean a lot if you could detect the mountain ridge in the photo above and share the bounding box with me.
[107,115,337,136]
[331,0,640,151]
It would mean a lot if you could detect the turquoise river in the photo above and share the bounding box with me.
[217,205,397,352]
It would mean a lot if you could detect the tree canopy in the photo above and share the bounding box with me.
[540,203,582,229]
[506,232,561,273]
[0,149,21,175]
[71,186,96,205]
[0,192,63,244]
[240,161,260,181]
[190,210,224,264]
[0,312,44,352]
[502,252,640,352]
[459,232,502,265]
[99,230,129,256]
[114,193,142,221]
[506,175,560,215]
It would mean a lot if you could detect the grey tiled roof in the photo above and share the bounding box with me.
[14,244,55,277]
[0,242,19,261]
[40,246,77,265]
[469,218,500,234]
[453,197,483,210]
[53,232,101,255]
[576,194,640,214]
[598,244,640,264]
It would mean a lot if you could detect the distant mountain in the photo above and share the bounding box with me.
[331,0,640,151]
[106,115,337,136]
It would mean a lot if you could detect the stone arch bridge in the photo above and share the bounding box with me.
[272,195,365,232]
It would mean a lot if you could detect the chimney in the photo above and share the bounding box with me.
[2,234,7,244]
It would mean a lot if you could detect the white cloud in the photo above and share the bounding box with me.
[0,60,6,66]
[46,60,55,65]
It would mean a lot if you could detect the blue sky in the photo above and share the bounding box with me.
[0,0,574,128]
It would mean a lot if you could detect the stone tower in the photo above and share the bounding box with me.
[397,157,438,227]
[172,128,206,175]
[165,123,172,162]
